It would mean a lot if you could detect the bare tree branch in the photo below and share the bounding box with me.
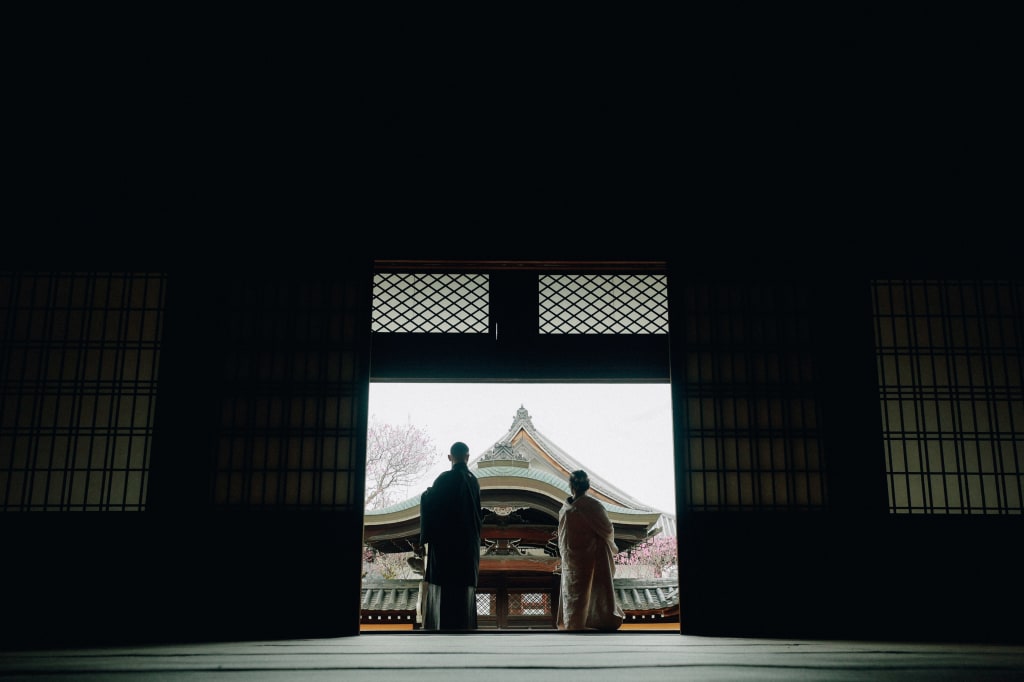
[365,417,437,510]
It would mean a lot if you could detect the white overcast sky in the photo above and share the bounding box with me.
[367,382,676,513]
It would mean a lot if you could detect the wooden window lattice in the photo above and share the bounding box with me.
[508,592,550,616]
[0,273,166,511]
[476,591,495,616]
[539,274,669,334]
[873,280,1024,515]
[679,283,827,511]
[372,272,669,335]
[372,273,489,333]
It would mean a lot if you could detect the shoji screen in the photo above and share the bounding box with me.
[676,282,827,511]
[873,280,1023,514]
[0,272,165,511]
[208,273,369,510]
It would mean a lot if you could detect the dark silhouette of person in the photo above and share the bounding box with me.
[555,469,624,631]
[419,441,482,629]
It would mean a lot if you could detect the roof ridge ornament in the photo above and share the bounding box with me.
[512,405,535,430]
[480,440,528,461]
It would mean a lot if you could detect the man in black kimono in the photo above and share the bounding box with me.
[419,441,482,630]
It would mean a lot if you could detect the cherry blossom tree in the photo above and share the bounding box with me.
[362,541,420,580]
[364,418,437,510]
[614,534,678,579]
[363,419,436,580]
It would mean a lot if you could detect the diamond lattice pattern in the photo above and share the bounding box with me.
[373,273,489,333]
[476,592,495,616]
[539,274,669,334]
[509,592,550,615]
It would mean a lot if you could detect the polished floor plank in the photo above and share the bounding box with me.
[2,633,1024,681]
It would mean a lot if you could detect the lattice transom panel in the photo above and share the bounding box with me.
[508,591,551,616]
[476,591,495,616]
[373,273,489,333]
[539,274,669,334]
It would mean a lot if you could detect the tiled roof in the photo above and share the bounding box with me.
[474,406,663,513]
[475,466,659,517]
[361,579,421,611]
[613,578,679,613]
[359,578,680,615]
[365,406,676,541]
[365,494,420,516]
[366,464,661,519]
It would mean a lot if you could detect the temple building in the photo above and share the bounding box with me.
[362,406,678,629]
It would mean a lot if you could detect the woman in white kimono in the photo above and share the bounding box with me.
[555,470,625,631]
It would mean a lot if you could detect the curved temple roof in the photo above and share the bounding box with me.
[364,406,672,551]
[476,405,662,512]
[362,406,679,625]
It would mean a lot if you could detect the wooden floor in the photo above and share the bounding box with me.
[3,632,1024,681]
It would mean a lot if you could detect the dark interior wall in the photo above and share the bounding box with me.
[668,271,1024,643]
[144,264,373,644]
[677,513,1024,643]
[2,254,1022,648]
[1,512,364,647]
[666,273,892,640]
[4,31,1020,646]
[0,262,373,649]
